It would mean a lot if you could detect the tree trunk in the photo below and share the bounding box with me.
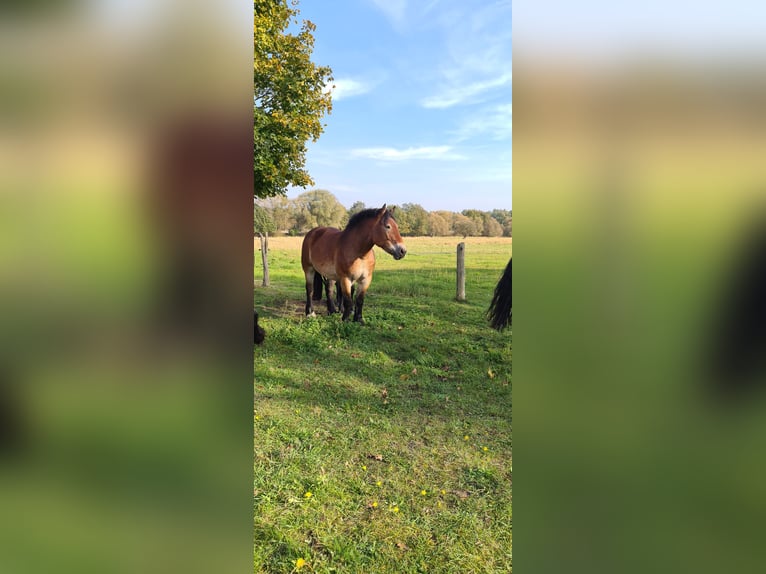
[259,233,270,287]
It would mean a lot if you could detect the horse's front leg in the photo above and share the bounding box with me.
[325,278,338,315]
[339,277,354,321]
[335,283,353,315]
[353,276,371,324]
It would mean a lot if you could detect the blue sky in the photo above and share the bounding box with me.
[288,0,512,212]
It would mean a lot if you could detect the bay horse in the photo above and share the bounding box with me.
[301,205,407,323]
[488,257,512,330]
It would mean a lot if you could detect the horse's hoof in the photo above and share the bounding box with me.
[307,311,316,318]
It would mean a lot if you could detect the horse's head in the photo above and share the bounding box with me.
[373,204,407,260]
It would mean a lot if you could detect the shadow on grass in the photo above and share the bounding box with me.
[255,326,510,422]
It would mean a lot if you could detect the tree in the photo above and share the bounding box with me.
[400,203,430,236]
[254,204,276,286]
[428,212,450,236]
[434,211,457,234]
[490,209,512,237]
[348,201,366,218]
[388,205,410,235]
[259,195,295,233]
[483,213,504,237]
[491,209,512,228]
[254,0,333,198]
[292,189,347,233]
[453,214,478,237]
[291,201,317,234]
[461,209,486,233]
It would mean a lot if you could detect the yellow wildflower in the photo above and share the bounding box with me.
[295,557,307,569]
[304,491,312,499]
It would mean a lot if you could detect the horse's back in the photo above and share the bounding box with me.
[302,226,341,272]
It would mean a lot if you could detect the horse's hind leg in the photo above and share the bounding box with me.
[304,269,317,317]
[325,278,338,314]
[312,273,324,302]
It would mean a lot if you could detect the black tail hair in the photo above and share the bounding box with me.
[705,212,766,402]
[488,257,512,330]
[313,272,324,301]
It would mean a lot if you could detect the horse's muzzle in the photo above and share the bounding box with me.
[393,245,407,260]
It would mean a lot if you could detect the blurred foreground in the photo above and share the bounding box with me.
[515,3,766,572]
[0,2,252,572]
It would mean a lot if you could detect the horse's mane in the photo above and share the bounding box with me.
[344,208,391,231]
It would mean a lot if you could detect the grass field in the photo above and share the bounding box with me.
[254,236,512,573]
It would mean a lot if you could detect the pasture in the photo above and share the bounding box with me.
[254,236,512,573]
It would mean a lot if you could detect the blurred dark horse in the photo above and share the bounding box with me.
[301,205,407,323]
[254,311,265,345]
[488,257,512,330]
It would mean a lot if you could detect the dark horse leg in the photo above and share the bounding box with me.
[311,273,339,315]
[305,269,317,317]
[352,278,370,324]
[488,257,512,330]
[254,310,265,344]
[353,291,366,324]
[335,283,354,316]
[339,278,354,322]
[312,272,323,302]
[325,278,338,315]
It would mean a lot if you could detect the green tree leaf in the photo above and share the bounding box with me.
[254,0,333,198]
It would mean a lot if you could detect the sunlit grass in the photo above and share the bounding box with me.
[254,236,512,573]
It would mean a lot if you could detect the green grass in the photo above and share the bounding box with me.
[254,236,512,573]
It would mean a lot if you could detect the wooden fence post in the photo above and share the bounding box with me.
[456,242,466,301]
[259,233,270,287]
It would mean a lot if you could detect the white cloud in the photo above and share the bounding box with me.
[422,73,512,109]
[369,0,407,29]
[454,103,512,141]
[351,145,465,161]
[324,78,375,100]
[421,0,512,108]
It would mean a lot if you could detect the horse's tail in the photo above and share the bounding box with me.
[488,257,512,330]
[312,272,324,301]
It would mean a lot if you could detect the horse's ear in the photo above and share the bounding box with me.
[377,204,387,219]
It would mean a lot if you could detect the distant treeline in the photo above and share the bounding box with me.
[254,189,511,237]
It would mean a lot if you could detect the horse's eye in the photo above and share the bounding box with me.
[385,224,391,230]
